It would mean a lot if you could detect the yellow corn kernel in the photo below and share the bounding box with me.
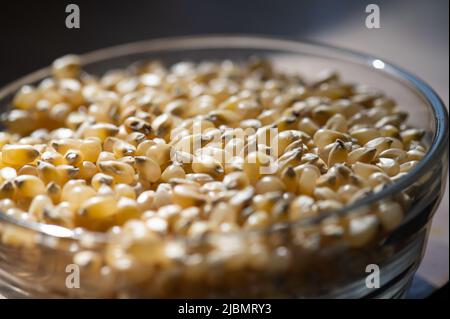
[40,150,65,166]
[376,158,400,176]
[13,85,40,110]
[91,173,115,190]
[146,143,171,166]
[145,216,169,235]
[52,54,81,79]
[243,151,274,185]
[352,162,383,180]
[152,113,173,140]
[0,180,16,200]
[273,130,302,157]
[327,140,348,167]
[400,128,425,146]
[345,215,379,248]
[313,129,350,148]
[325,114,348,132]
[172,184,206,208]
[17,165,38,177]
[61,179,87,198]
[350,128,380,145]
[82,123,119,141]
[37,161,61,185]
[114,197,141,226]
[134,156,161,183]
[115,184,136,200]
[28,194,54,220]
[136,140,156,156]
[376,200,404,231]
[64,149,83,166]
[364,137,394,157]
[0,198,16,211]
[297,165,320,196]
[80,138,102,162]
[399,160,419,173]
[1,224,37,248]
[222,171,249,190]
[347,147,376,165]
[160,164,186,183]
[126,132,146,147]
[2,144,39,166]
[191,155,224,179]
[337,184,361,203]
[0,167,17,182]
[78,161,98,181]
[407,149,425,161]
[112,139,136,158]
[244,211,270,230]
[76,196,118,230]
[46,182,62,204]
[98,160,135,184]
[56,164,79,184]
[137,190,156,211]
[255,176,285,194]
[96,151,116,166]
[379,124,400,138]
[314,187,341,202]
[124,116,153,135]
[63,184,96,210]
[14,175,46,198]
[51,138,81,155]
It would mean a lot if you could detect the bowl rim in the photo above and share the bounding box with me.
[0,34,448,243]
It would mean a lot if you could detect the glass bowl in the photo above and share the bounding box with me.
[0,35,448,298]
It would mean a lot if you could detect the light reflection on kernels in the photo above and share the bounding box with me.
[0,56,429,263]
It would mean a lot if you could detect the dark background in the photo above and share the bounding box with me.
[0,0,363,86]
[0,0,448,299]
[1,0,446,87]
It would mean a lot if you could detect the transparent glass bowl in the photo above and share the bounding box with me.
[0,36,448,298]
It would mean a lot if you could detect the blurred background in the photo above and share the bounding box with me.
[0,0,448,298]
